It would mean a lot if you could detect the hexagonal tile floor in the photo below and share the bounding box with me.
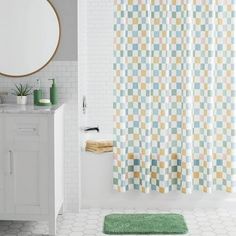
[0,208,236,236]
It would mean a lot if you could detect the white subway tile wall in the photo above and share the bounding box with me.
[85,0,113,136]
[0,61,79,212]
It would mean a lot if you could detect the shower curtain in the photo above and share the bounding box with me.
[113,0,236,193]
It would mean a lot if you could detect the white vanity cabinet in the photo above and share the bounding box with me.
[0,105,64,236]
[0,115,4,214]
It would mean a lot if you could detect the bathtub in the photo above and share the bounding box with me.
[80,134,236,210]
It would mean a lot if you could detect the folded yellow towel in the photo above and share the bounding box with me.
[86,144,112,150]
[86,140,113,148]
[85,146,113,153]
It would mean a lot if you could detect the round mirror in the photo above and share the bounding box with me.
[0,0,60,77]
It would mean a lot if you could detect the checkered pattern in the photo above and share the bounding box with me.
[113,0,236,193]
[213,0,236,192]
[192,0,215,193]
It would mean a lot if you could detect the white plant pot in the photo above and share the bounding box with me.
[17,96,27,105]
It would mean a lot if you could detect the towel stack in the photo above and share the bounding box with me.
[85,140,113,153]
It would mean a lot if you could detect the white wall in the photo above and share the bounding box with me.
[53,0,78,61]
[78,0,114,210]
[78,0,114,209]
[80,0,113,136]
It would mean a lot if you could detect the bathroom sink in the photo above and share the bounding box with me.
[0,104,16,107]
[0,104,28,113]
[0,104,18,108]
[0,103,62,114]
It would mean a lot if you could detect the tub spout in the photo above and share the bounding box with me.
[82,126,100,133]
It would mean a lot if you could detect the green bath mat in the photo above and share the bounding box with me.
[103,213,188,235]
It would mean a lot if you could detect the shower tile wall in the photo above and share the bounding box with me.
[83,0,113,136]
[0,61,79,212]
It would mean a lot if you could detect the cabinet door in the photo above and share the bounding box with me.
[5,116,49,215]
[0,115,4,213]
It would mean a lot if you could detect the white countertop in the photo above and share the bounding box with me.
[0,103,64,114]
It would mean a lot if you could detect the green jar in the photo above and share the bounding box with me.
[33,89,42,105]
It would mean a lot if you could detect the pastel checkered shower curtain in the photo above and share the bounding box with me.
[113,0,236,193]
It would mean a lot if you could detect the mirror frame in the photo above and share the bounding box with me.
[0,0,61,78]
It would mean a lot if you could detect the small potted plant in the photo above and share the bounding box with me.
[12,83,33,105]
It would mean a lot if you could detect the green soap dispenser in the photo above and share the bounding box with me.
[49,79,58,105]
[33,79,43,105]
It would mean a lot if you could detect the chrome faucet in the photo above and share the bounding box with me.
[0,92,8,104]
